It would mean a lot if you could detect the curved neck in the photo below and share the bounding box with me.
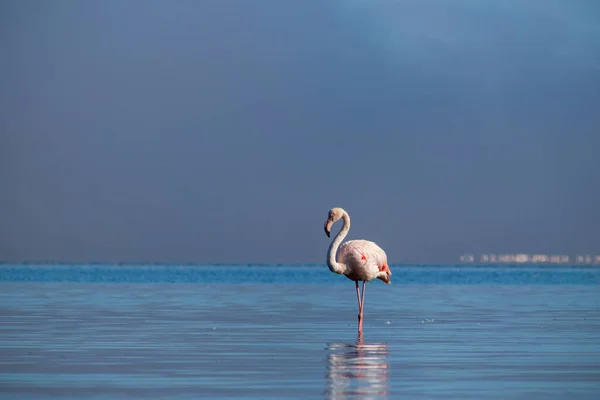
[327,212,350,275]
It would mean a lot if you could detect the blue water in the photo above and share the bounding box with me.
[1,263,599,284]
[1,264,599,399]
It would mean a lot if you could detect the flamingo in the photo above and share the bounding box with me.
[324,207,392,332]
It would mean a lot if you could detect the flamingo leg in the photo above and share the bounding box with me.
[355,281,362,313]
[357,329,364,344]
[358,281,366,332]
[355,281,363,331]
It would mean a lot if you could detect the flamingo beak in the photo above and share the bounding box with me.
[324,218,333,237]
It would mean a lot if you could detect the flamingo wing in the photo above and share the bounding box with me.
[338,240,391,282]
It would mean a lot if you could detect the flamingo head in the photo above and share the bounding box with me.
[324,207,345,237]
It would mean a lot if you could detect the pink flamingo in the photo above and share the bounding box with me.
[324,207,392,332]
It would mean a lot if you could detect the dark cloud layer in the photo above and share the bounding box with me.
[1,0,599,263]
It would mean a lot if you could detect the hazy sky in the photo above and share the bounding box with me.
[1,0,599,264]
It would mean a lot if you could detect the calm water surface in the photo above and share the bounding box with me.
[1,264,599,399]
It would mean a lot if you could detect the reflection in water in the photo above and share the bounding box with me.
[325,332,389,399]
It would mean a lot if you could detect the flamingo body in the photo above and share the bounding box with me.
[338,240,391,284]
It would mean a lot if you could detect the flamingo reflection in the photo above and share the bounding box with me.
[325,332,389,399]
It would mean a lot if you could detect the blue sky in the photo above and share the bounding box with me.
[1,0,599,263]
